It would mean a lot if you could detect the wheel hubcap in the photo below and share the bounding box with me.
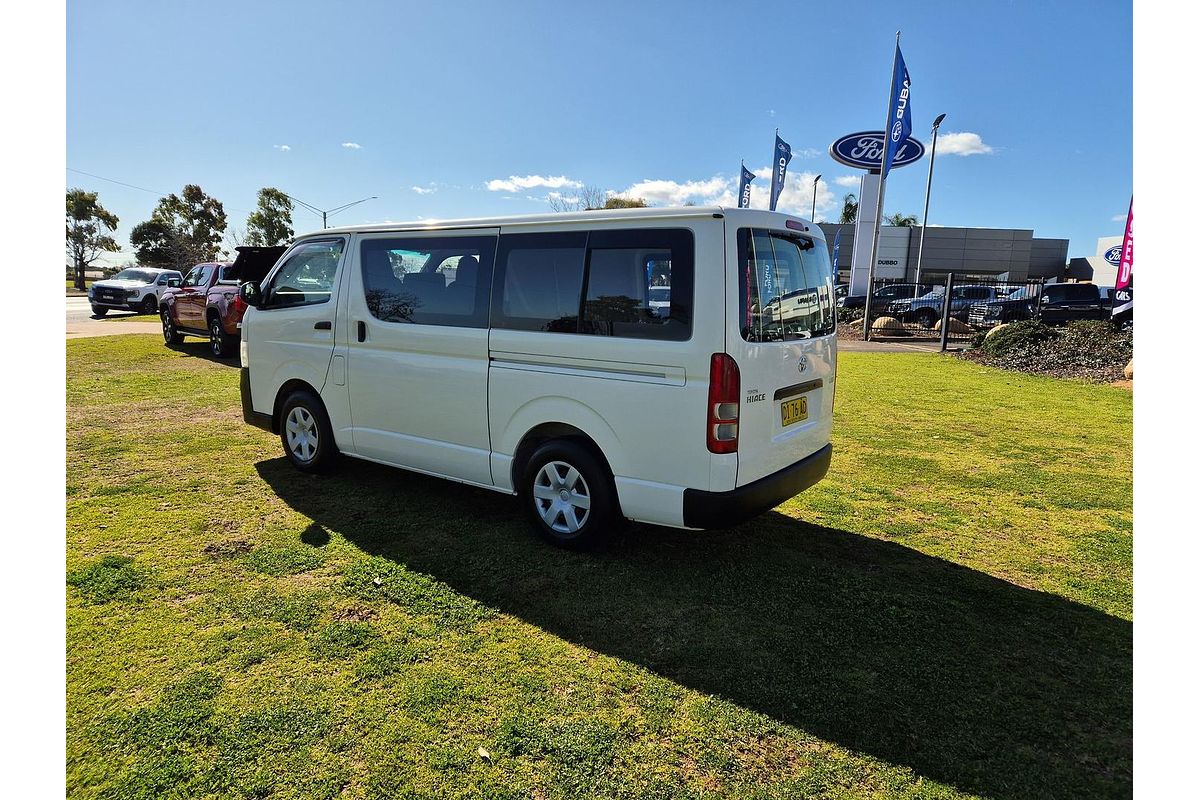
[285,406,319,462]
[211,323,221,353]
[533,461,591,534]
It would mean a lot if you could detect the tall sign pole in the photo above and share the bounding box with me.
[914,113,946,298]
[862,31,902,341]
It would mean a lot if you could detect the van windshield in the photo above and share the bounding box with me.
[737,229,836,341]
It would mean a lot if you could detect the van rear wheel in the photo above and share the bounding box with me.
[521,440,616,550]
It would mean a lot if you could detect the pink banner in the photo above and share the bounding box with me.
[1116,198,1133,290]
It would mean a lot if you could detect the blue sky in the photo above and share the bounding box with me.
[67,0,1131,263]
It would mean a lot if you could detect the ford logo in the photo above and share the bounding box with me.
[1104,245,1122,266]
[829,131,925,171]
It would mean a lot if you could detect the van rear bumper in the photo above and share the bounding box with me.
[682,443,832,529]
[240,368,273,432]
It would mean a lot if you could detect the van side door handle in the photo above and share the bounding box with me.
[357,321,366,342]
[314,320,331,330]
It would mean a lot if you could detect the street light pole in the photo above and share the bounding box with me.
[914,113,946,297]
[811,174,821,222]
[282,194,378,230]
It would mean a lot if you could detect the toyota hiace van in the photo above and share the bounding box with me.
[239,207,836,547]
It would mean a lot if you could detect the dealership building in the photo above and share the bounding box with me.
[816,223,1070,285]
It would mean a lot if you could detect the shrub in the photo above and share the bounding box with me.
[977,319,1055,358]
[963,319,1132,382]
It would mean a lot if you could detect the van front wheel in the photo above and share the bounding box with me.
[279,390,338,473]
[521,441,616,550]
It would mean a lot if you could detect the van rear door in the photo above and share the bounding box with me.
[725,220,837,487]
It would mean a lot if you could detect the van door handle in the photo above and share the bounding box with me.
[357,321,366,342]
[314,320,331,330]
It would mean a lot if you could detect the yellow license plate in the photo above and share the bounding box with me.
[780,396,809,427]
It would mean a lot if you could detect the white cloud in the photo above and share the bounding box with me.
[486,174,583,192]
[273,144,291,152]
[1111,214,1126,222]
[614,176,728,206]
[934,132,994,156]
[341,142,362,150]
[834,175,860,188]
[411,186,435,195]
[794,147,823,159]
[767,109,776,117]
[611,168,837,220]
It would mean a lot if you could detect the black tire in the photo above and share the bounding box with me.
[208,313,235,358]
[520,439,617,550]
[279,390,338,473]
[915,308,938,329]
[91,305,107,317]
[161,307,183,345]
[141,296,158,315]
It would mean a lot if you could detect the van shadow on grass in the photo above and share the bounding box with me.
[256,457,1131,800]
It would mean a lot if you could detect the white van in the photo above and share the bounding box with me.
[238,207,836,547]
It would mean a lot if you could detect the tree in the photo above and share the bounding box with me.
[839,193,858,225]
[131,184,228,269]
[130,219,181,267]
[885,212,918,227]
[547,185,610,212]
[245,187,294,247]
[600,196,648,209]
[65,189,120,290]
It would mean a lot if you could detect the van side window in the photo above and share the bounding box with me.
[263,239,345,308]
[360,236,497,327]
[580,228,693,341]
[492,232,587,333]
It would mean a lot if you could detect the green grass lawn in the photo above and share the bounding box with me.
[66,335,1132,799]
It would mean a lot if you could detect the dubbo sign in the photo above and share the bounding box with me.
[829,131,925,171]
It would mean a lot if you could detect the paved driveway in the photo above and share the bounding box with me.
[66,296,160,339]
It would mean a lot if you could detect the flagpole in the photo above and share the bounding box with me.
[863,31,901,341]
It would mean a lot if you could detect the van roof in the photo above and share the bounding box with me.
[303,206,822,239]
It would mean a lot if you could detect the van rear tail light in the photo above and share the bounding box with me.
[707,353,740,454]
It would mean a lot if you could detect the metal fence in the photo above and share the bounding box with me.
[851,274,1047,346]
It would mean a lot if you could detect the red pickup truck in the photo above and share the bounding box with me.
[160,247,286,357]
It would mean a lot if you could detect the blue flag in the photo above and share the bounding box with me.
[769,132,792,211]
[882,44,913,179]
[737,162,755,208]
[832,228,842,271]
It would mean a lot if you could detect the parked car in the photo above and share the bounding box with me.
[839,282,934,310]
[886,284,1011,328]
[968,286,1039,328]
[88,267,182,316]
[238,208,836,548]
[1037,282,1107,325]
[159,247,286,357]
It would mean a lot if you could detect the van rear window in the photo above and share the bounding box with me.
[737,228,836,341]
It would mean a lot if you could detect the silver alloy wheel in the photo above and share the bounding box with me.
[162,312,173,341]
[285,406,319,463]
[210,319,222,355]
[532,460,592,534]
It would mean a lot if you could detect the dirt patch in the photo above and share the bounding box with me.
[334,606,379,622]
[203,539,253,559]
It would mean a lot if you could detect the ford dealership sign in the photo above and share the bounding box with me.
[1104,245,1122,266]
[829,131,925,171]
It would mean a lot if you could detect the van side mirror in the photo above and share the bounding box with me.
[239,282,263,307]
